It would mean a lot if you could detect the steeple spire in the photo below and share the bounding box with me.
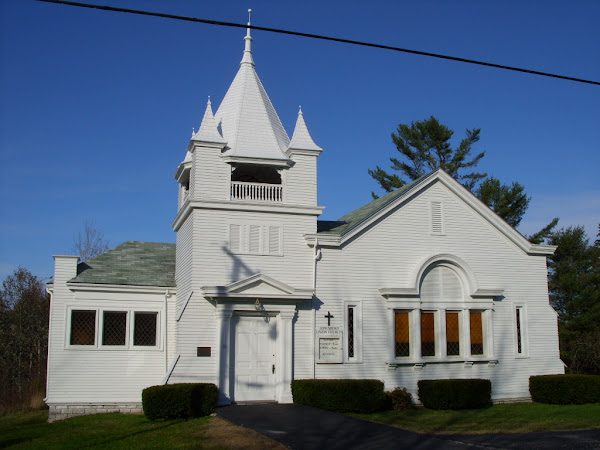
[241,9,254,66]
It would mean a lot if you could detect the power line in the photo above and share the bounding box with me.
[35,0,599,87]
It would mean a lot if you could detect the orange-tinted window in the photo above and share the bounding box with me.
[421,312,435,356]
[446,311,460,356]
[395,311,410,357]
[470,311,484,355]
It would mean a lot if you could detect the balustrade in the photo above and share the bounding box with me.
[230,181,283,202]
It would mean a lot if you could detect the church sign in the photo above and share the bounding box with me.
[316,326,343,363]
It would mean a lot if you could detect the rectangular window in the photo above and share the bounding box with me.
[102,311,127,346]
[348,306,355,358]
[70,310,96,345]
[395,311,410,357]
[134,312,158,346]
[421,312,436,356]
[470,311,484,355]
[446,311,460,356]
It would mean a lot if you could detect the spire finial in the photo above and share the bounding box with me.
[241,9,255,65]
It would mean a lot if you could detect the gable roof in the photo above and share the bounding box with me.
[314,169,555,256]
[70,241,175,287]
[317,175,429,236]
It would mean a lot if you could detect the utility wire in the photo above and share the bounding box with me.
[36,0,599,86]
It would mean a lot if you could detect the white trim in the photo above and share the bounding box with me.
[65,305,162,351]
[66,283,176,295]
[343,300,362,363]
[172,199,323,231]
[314,170,556,256]
[513,302,530,358]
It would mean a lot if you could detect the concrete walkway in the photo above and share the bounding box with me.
[217,403,600,449]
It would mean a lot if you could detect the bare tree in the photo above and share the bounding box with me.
[72,221,110,261]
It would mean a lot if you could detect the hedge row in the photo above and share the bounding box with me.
[418,379,491,410]
[530,375,600,404]
[291,379,386,413]
[142,383,218,420]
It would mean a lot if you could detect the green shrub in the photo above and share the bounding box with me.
[530,374,600,404]
[385,387,415,411]
[418,379,491,410]
[142,383,218,420]
[291,379,386,413]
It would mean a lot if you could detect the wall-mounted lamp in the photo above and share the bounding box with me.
[254,298,261,311]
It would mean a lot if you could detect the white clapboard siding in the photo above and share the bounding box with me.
[311,181,562,400]
[285,154,318,206]
[46,284,170,404]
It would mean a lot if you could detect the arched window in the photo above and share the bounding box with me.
[390,261,495,363]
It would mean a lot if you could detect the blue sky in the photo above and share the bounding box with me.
[1,0,599,280]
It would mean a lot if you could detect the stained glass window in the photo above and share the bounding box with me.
[421,312,435,356]
[70,310,96,345]
[134,312,157,346]
[395,311,410,357]
[102,311,127,346]
[470,311,484,355]
[446,311,460,356]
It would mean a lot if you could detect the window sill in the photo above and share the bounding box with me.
[387,358,498,367]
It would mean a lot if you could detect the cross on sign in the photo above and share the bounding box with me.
[324,311,334,326]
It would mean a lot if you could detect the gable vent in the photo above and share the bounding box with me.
[431,201,444,235]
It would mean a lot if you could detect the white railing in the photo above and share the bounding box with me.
[230,181,283,202]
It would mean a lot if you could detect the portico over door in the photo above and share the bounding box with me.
[204,272,313,405]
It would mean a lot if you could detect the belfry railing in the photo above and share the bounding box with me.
[230,181,283,202]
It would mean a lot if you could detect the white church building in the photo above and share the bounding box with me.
[46,27,563,421]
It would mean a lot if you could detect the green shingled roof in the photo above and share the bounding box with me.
[70,241,176,287]
[317,174,430,236]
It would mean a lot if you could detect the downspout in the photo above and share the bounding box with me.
[164,288,171,374]
[312,238,321,379]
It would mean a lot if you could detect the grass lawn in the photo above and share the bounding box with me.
[351,402,600,434]
[0,410,285,449]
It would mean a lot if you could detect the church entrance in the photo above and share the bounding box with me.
[232,315,277,402]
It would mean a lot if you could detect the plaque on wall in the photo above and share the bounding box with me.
[315,326,343,363]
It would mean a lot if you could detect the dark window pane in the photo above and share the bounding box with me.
[395,311,410,357]
[470,311,484,355]
[348,306,354,358]
[516,308,522,354]
[446,311,460,356]
[421,312,435,357]
[103,311,127,346]
[70,310,96,345]
[134,312,157,346]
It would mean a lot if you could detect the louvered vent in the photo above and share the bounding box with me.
[421,266,463,302]
[249,225,261,254]
[268,226,281,254]
[431,201,444,234]
[230,224,242,252]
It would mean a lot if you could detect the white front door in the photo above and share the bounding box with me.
[233,315,276,402]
